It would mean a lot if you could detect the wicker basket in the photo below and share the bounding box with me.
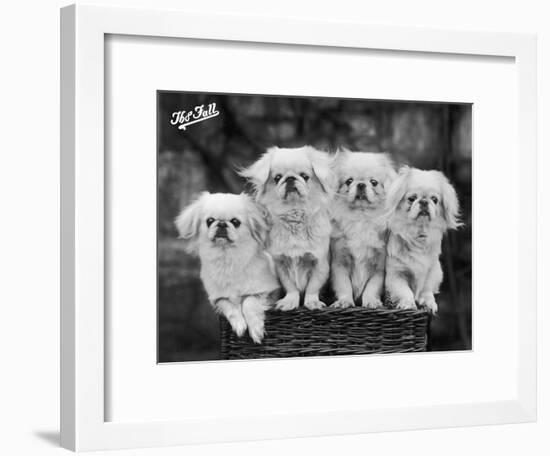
[220,307,430,360]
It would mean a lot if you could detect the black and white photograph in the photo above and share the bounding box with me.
[157,91,472,362]
[2,0,544,453]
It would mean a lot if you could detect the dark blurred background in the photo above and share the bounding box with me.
[157,91,472,362]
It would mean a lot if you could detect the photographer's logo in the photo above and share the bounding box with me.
[170,103,220,131]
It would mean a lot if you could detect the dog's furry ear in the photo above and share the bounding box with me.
[379,153,398,190]
[385,166,411,216]
[306,146,336,194]
[238,148,275,197]
[384,167,398,191]
[437,172,462,230]
[241,194,269,246]
[331,148,351,169]
[174,192,208,254]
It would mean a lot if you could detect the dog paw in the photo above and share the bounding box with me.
[395,296,417,310]
[362,295,384,309]
[228,314,248,337]
[331,298,355,309]
[418,294,438,314]
[304,295,326,310]
[275,294,300,311]
[247,321,265,344]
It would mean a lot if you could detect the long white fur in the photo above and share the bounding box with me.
[239,146,335,311]
[384,167,461,314]
[174,192,280,343]
[330,150,396,308]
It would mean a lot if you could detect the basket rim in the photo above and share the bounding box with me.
[265,307,430,315]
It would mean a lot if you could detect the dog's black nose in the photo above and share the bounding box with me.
[357,182,366,190]
[285,176,297,192]
[419,199,428,207]
[217,221,227,228]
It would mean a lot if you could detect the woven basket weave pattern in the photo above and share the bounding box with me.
[220,307,429,359]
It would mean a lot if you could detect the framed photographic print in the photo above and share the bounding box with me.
[60,4,537,451]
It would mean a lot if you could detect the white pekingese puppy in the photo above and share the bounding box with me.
[175,192,280,343]
[330,150,396,309]
[239,146,335,311]
[384,167,461,314]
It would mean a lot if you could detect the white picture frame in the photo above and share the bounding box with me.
[60,4,537,451]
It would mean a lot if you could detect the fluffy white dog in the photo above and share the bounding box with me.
[175,192,280,343]
[330,150,396,309]
[240,146,334,311]
[384,167,461,314]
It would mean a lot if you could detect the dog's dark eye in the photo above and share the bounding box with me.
[407,195,417,203]
[230,218,241,228]
[431,196,439,205]
[206,217,215,227]
[370,179,378,187]
[274,174,282,183]
[345,178,353,186]
[300,173,310,181]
